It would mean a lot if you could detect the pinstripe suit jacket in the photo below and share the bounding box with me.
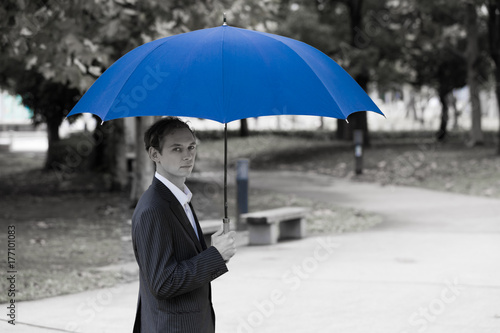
[132,177,228,332]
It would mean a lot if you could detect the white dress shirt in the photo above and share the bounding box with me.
[155,172,199,239]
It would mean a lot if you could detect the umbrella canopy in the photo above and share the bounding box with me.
[67,24,383,123]
[67,23,385,232]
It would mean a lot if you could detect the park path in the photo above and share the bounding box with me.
[2,170,500,332]
[213,171,500,333]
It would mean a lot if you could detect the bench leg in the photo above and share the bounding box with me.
[279,218,306,240]
[248,223,279,245]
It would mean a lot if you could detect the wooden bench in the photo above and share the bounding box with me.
[240,207,309,245]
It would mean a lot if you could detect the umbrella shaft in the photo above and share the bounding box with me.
[224,123,228,219]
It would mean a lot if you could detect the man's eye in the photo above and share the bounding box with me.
[188,146,196,150]
[173,148,181,152]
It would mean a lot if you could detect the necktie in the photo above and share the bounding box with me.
[184,203,199,239]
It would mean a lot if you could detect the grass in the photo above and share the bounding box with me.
[0,184,137,303]
[190,180,382,235]
[1,129,498,303]
[246,189,382,235]
[201,131,500,199]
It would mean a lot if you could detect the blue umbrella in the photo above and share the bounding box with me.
[67,22,384,231]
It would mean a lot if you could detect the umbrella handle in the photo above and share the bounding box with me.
[223,217,230,234]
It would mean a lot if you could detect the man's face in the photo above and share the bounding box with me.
[153,127,197,183]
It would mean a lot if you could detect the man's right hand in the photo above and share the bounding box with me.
[211,227,237,262]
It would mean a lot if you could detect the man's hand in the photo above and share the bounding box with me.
[211,227,237,262]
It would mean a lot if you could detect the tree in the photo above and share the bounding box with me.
[317,0,371,143]
[466,1,484,146]
[0,0,197,189]
[342,0,370,145]
[402,0,468,141]
[315,0,408,145]
[487,0,500,154]
[130,116,156,205]
[0,58,81,169]
[0,0,155,182]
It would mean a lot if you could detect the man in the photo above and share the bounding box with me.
[132,117,237,332]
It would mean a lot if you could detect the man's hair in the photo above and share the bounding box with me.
[144,117,195,152]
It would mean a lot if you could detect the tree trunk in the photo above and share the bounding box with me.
[339,0,370,147]
[436,92,449,142]
[403,84,418,121]
[348,71,371,147]
[336,119,347,140]
[92,118,127,191]
[350,0,363,46]
[466,2,484,145]
[92,123,106,171]
[108,118,127,191]
[336,0,363,142]
[240,119,249,137]
[130,116,155,206]
[347,110,370,146]
[487,0,500,154]
[497,81,500,155]
[449,94,459,130]
[44,115,61,170]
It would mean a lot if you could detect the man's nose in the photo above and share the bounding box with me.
[183,151,194,160]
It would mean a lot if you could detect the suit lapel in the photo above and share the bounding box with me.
[152,178,203,253]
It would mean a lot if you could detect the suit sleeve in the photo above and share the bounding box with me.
[133,206,228,300]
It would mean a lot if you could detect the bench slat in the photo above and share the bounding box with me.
[241,207,309,224]
[240,207,309,245]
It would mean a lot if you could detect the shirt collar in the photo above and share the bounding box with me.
[155,172,192,206]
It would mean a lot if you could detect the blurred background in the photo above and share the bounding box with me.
[0,0,499,310]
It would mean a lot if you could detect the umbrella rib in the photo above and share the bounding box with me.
[243,29,349,119]
[102,34,185,121]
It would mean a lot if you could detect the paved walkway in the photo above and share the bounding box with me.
[2,171,500,332]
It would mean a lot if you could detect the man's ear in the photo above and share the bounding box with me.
[148,147,160,162]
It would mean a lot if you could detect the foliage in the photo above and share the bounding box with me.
[0,0,282,164]
[312,0,410,92]
[1,0,498,152]
[402,2,464,95]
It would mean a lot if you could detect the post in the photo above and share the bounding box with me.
[353,129,363,175]
[236,158,249,230]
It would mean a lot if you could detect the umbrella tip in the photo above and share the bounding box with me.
[223,12,227,26]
